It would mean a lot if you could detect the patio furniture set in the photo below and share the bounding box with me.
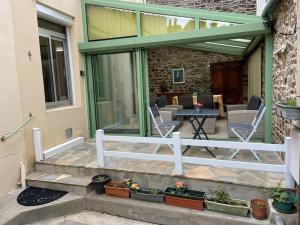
[149,94,266,160]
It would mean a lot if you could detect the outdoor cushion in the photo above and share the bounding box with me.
[178,94,194,109]
[197,92,214,109]
[246,96,261,110]
[156,95,168,108]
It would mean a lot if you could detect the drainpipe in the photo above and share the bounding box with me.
[262,0,280,17]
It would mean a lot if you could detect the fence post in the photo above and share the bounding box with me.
[173,132,183,175]
[96,129,105,168]
[32,128,43,161]
[284,137,295,188]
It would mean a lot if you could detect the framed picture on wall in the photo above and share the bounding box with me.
[172,68,185,84]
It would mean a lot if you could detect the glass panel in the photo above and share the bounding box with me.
[86,5,137,41]
[200,20,236,29]
[39,36,55,103]
[51,39,69,101]
[92,52,140,134]
[141,13,195,36]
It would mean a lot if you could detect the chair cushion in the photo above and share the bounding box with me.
[247,96,261,110]
[228,123,254,130]
[197,92,214,109]
[178,94,194,109]
[158,120,181,128]
[156,95,168,108]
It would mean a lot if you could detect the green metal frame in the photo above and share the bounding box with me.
[79,22,269,54]
[81,0,273,141]
[83,0,262,24]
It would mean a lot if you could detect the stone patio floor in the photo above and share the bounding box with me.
[42,139,284,188]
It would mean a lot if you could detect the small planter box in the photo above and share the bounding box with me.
[91,174,110,194]
[130,188,165,203]
[276,103,300,120]
[165,187,205,210]
[205,196,250,217]
[104,181,130,198]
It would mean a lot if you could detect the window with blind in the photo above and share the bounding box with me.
[86,5,137,41]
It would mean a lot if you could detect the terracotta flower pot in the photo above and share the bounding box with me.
[251,199,268,220]
[104,181,130,198]
[165,187,205,210]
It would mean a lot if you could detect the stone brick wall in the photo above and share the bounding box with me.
[272,0,297,143]
[146,0,256,15]
[148,46,247,100]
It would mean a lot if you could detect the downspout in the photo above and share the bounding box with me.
[262,0,280,17]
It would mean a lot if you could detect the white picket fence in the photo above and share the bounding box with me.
[95,129,294,188]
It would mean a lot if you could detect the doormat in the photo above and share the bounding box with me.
[17,186,68,206]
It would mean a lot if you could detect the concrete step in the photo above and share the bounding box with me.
[34,162,269,201]
[0,189,85,225]
[86,193,272,225]
[26,171,93,195]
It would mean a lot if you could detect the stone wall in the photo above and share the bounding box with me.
[272,0,297,143]
[146,0,256,15]
[148,46,247,101]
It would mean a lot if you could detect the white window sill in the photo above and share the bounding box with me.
[46,105,81,113]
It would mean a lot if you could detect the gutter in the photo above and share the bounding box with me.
[262,0,280,17]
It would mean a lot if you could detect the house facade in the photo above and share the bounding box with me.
[0,0,298,199]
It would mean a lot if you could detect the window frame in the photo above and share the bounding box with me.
[38,26,73,108]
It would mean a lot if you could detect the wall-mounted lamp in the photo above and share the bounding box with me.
[80,70,85,77]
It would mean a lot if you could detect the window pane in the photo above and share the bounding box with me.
[86,5,137,41]
[141,13,195,36]
[51,39,69,101]
[200,20,236,29]
[38,18,66,34]
[39,36,55,103]
[92,52,140,134]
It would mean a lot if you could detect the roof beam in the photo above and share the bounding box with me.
[79,22,270,54]
[84,0,263,24]
[181,44,243,56]
[242,35,264,57]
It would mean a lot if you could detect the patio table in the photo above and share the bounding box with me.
[174,109,219,157]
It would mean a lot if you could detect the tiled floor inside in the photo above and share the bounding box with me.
[43,137,284,188]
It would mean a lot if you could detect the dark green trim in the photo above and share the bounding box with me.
[79,22,270,54]
[136,49,145,136]
[85,55,97,138]
[81,0,88,42]
[83,0,263,24]
[264,34,273,143]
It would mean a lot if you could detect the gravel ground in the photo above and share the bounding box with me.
[27,210,156,225]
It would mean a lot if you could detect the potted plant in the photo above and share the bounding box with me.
[91,174,110,194]
[130,183,165,203]
[165,182,205,210]
[104,179,131,198]
[276,97,300,120]
[271,184,297,213]
[205,187,250,217]
[251,199,268,220]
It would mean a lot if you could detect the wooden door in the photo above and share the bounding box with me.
[211,61,244,105]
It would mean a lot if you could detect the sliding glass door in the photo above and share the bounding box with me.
[91,52,140,134]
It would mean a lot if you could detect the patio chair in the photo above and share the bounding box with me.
[228,104,266,161]
[227,96,264,139]
[148,104,181,153]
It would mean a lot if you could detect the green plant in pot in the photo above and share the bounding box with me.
[91,174,110,194]
[165,182,206,210]
[130,183,165,203]
[251,199,268,220]
[205,186,250,217]
[272,183,297,213]
[276,97,300,120]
